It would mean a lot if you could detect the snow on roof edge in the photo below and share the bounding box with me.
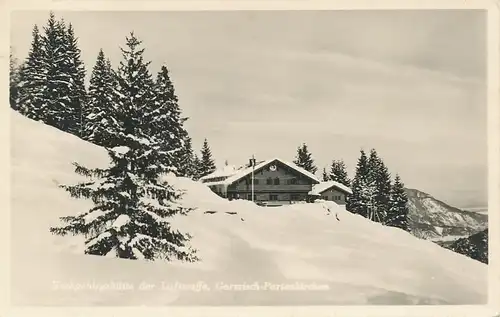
[209,157,320,186]
[199,165,241,181]
[310,181,353,195]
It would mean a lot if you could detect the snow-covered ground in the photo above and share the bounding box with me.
[10,110,487,306]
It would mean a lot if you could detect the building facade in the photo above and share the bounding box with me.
[200,158,320,206]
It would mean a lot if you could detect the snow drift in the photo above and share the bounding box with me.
[10,110,487,306]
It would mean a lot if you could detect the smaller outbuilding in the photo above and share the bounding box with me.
[308,181,352,205]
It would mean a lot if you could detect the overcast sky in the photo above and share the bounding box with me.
[10,10,487,208]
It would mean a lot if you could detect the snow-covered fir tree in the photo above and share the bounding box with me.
[42,13,82,135]
[83,49,117,147]
[199,139,216,178]
[42,14,70,129]
[192,154,203,180]
[153,64,188,176]
[367,149,391,223]
[64,23,87,137]
[50,32,198,262]
[10,47,21,110]
[386,174,409,231]
[328,159,351,187]
[17,25,46,120]
[293,143,317,174]
[178,136,197,179]
[346,149,374,219]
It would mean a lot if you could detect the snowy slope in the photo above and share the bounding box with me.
[405,188,488,240]
[10,110,487,306]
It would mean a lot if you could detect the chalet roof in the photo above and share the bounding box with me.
[199,165,240,180]
[201,158,320,186]
[309,181,353,196]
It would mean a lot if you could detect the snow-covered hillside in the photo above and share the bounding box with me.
[10,110,487,306]
[405,188,488,240]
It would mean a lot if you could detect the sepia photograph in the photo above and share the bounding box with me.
[7,7,494,308]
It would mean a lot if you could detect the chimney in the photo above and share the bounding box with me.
[248,156,256,167]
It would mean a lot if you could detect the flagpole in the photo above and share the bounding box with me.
[251,155,255,202]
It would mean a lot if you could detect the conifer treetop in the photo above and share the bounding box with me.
[329,159,351,187]
[199,138,216,177]
[152,63,189,175]
[386,173,410,231]
[293,143,317,175]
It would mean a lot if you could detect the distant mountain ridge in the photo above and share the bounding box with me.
[405,188,488,240]
[463,206,488,214]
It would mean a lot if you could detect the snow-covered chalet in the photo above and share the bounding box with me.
[200,158,352,206]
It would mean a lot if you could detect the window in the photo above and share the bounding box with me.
[203,176,227,183]
[247,194,257,201]
[322,196,328,200]
[266,178,273,185]
[270,194,278,201]
[247,178,260,185]
[274,178,280,185]
[291,178,298,185]
[290,194,300,201]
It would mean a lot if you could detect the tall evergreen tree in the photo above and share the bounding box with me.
[39,13,82,135]
[386,174,410,231]
[83,49,117,147]
[153,64,188,176]
[367,149,391,223]
[50,32,197,262]
[65,23,87,137]
[17,25,46,120]
[346,149,374,218]
[178,136,197,178]
[9,47,21,110]
[199,139,216,178]
[293,143,317,174]
[329,159,351,187]
[42,13,70,130]
[192,154,203,181]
